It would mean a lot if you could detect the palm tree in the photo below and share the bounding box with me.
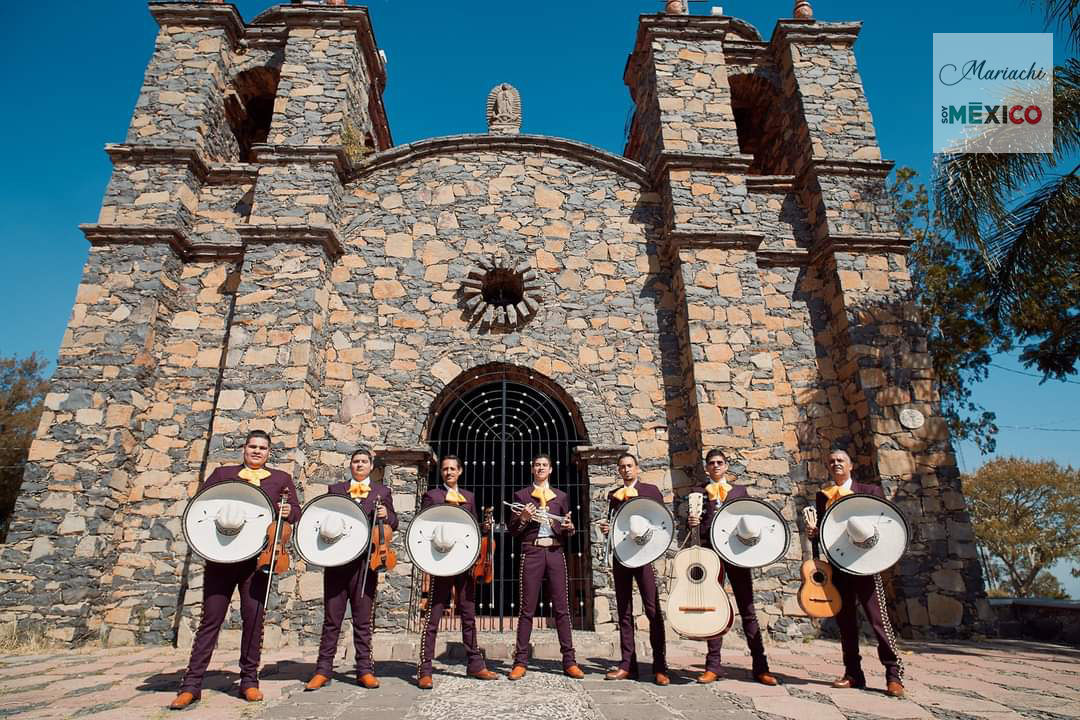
[933,1,1080,380]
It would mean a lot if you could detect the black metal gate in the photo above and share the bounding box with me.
[408,365,592,632]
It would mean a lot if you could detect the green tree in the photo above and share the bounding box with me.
[933,0,1080,380]
[0,353,49,542]
[891,167,999,452]
[964,457,1080,598]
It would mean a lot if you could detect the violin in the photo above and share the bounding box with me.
[473,507,495,584]
[369,496,396,573]
[257,489,292,574]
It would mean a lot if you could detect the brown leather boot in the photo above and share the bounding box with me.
[168,692,198,710]
[305,673,330,691]
[242,687,263,702]
[417,675,433,690]
[564,664,585,679]
[605,668,634,680]
[508,665,527,681]
[886,681,905,698]
[755,672,779,686]
[654,672,670,686]
[831,675,866,689]
[697,671,719,684]
[358,673,380,689]
[468,668,498,680]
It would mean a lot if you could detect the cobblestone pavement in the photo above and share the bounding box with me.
[1,635,1078,720]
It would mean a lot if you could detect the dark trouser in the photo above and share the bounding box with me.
[180,559,268,695]
[705,564,769,675]
[834,571,903,684]
[613,560,666,673]
[315,559,378,676]
[418,572,485,676]
[513,544,576,669]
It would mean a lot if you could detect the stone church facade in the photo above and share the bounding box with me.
[0,0,990,648]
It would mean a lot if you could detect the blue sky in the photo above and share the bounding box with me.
[2,2,1077,591]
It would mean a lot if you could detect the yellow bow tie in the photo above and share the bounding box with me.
[531,485,556,508]
[823,483,853,508]
[446,488,466,505]
[238,467,271,485]
[349,480,371,499]
[613,484,638,501]
[705,480,731,503]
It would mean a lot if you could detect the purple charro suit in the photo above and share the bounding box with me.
[313,479,398,677]
[607,481,667,674]
[695,483,771,676]
[179,465,301,697]
[508,484,577,669]
[814,481,903,685]
[417,486,487,677]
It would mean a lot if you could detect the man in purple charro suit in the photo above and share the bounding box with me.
[305,446,398,691]
[170,429,301,710]
[810,449,905,698]
[415,455,499,689]
[506,453,585,680]
[598,452,668,684]
[688,448,778,686]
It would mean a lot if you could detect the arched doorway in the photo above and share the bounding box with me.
[412,364,592,632]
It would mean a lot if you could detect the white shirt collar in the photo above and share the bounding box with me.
[839,477,853,492]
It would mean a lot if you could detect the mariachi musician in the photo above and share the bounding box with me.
[597,453,668,684]
[305,446,397,691]
[687,448,778,686]
[507,453,585,680]
[170,429,301,710]
[810,449,904,698]
[415,455,499,688]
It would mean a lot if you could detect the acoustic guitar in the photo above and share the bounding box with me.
[797,506,842,618]
[667,492,734,639]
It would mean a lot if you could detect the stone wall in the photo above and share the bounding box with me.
[0,4,989,647]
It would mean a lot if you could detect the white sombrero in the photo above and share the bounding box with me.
[820,494,909,576]
[294,493,371,568]
[710,497,791,569]
[182,480,274,564]
[406,504,481,577]
[611,497,674,568]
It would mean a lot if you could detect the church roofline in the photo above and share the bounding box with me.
[350,134,650,186]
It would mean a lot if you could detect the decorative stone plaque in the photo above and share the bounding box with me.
[899,408,925,430]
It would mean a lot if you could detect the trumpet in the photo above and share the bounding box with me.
[502,501,571,526]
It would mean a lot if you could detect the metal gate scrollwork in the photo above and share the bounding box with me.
[408,364,592,633]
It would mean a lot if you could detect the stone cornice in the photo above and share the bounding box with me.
[650,152,755,185]
[770,19,862,52]
[377,447,437,469]
[757,248,810,267]
[724,40,770,67]
[810,233,912,264]
[572,445,628,467]
[243,24,289,51]
[250,144,351,183]
[809,158,895,179]
[746,175,796,193]
[105,144,259,184]
[81,224,188,258]
[352,134,649,186]
[80,224,244,262]
[106,144,209,179]
[235,224,344,261]
[148,3,245,48]
[668,230,765,252]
